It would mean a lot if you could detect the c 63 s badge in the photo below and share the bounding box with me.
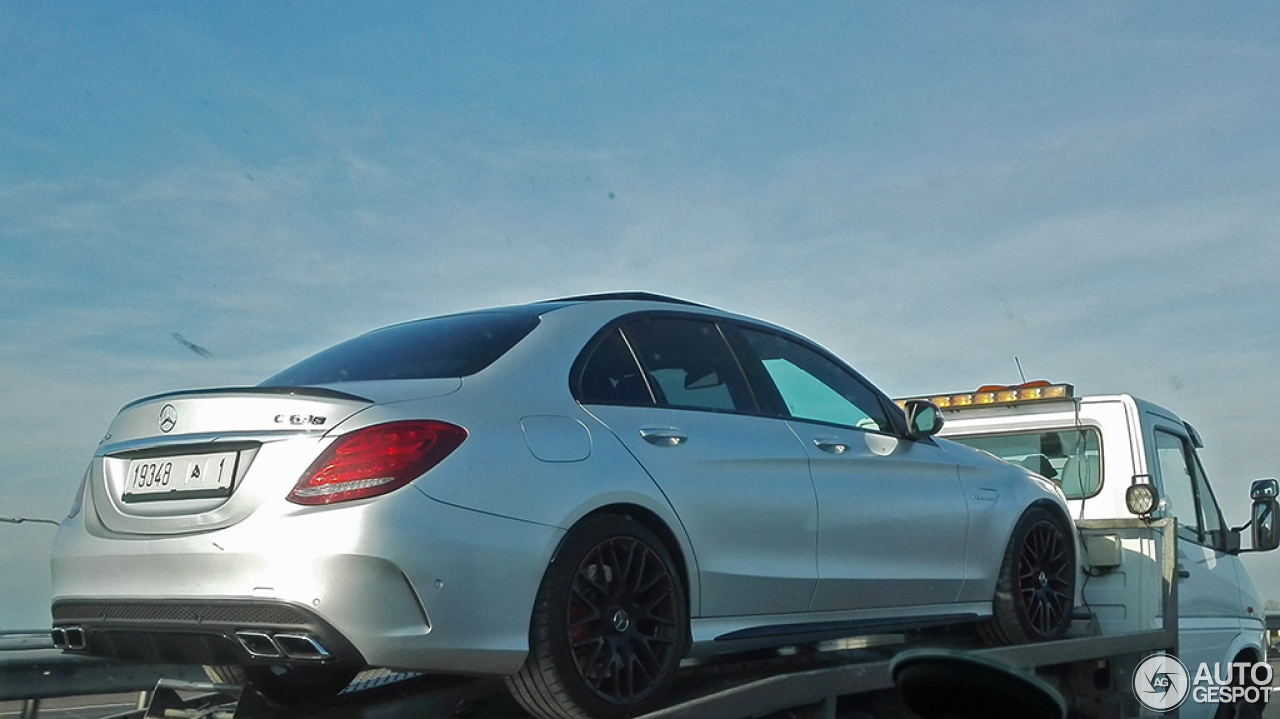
[274,414,327,426]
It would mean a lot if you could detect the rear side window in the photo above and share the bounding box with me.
[262,311,540,386]
[621,318,758,413]
[578,329,655,406]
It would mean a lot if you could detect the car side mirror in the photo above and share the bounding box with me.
[903,400,944,439]
[1251,479,1279,552]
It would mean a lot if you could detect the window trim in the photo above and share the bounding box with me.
[572,326,658,407]
[1189,445,1230,553]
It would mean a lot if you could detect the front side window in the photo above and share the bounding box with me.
[739,328,891,432]
[950,429,1102,499]
[1153,429,1203,544]
[620,318,757,413]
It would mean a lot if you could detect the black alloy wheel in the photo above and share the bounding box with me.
[1016,517,1074,637]
[981,507,1076,645]
[567,534,681,703]
[507,516,688,719]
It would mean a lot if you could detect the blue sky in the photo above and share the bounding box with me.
[2,3,1279,629]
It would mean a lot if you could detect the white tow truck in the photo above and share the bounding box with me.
[895,381,1280,719]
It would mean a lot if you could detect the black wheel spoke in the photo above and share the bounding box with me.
[631,550,649,594]
[578,550,611,596]
[573,634,605,649]
[642,585,674,614]
[620,541,638,590]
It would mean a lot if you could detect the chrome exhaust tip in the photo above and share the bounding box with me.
[274,633,331,660]
[51,627,67,648]
[64,627,86,650]
[235,631,283,659]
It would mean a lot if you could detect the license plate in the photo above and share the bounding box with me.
[122,450,240,502]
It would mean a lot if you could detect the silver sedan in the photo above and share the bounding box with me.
[50,292,1076,718]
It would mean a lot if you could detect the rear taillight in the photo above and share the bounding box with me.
[288,421,467,505]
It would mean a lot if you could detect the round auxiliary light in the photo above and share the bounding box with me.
[1126,484,1157,517]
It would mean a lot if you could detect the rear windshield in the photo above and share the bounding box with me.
[950,428,1102,499]
[261,311,540,386]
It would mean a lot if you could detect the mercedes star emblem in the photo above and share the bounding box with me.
[159,404,178,433]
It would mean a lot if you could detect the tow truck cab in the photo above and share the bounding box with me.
[896,383,1279,719]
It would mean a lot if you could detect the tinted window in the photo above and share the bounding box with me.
[740,328,891,432]
[951,429,1102,499]
[262,311,539,386]
[578,328,655,406]
[622,318,756,413]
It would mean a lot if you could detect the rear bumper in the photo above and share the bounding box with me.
[51,598,364,666]
[51,486,565,675]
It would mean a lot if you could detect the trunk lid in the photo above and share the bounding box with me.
[90,387,377,535]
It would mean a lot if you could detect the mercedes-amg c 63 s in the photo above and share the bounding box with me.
[51,293,1076,718]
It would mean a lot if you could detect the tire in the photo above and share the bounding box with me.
[203,663,360,706]
[1212,654,1267,719]
[979,506,1075,645]
[506,515,689,719]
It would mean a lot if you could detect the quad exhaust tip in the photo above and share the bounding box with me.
[52,626,86,650]
[235,631,330,661]
[274,633,331,660]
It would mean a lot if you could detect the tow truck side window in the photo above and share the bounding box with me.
[1153,429,1204,545]
[1191,450,1228,551]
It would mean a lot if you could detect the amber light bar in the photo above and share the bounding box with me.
[894,381,1074,410]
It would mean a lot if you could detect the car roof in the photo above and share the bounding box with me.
[536,291,711,308]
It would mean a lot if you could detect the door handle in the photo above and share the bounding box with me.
[813,437,849,455]
[640,428,687,447]
[1176,565,1191,580]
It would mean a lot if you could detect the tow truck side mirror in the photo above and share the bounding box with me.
[903,400,944,439]
[1250,479,1279,552]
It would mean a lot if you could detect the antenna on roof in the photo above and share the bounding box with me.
[1015,356,1027,384]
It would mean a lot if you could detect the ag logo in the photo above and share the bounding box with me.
[1133,653,1189,712]
[158,404,178,433]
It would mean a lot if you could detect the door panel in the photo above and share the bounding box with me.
[590,405,819,617]
[730,325,969,612]
[797,422,969,611]
[575,316,819,618]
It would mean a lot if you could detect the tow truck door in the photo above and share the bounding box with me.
[1146,418,1245,695]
